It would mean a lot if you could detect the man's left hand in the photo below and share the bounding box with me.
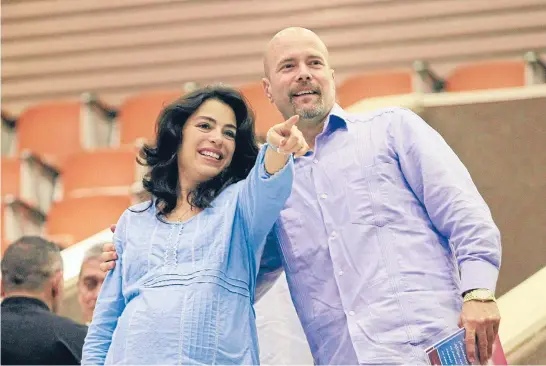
[458,300,501,365]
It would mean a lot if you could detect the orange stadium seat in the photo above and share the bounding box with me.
[61,147,140,198]
[445,60,526,92]
[16,101,83,167]
[2,153,59,214]
[45,195,132,247]
[240,82,284,138]
[337,70,414,108]
[118,90,183,145]
[1,157,21,197]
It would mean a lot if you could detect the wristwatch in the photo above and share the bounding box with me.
[463,288,496,303]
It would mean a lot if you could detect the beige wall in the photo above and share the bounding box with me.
[422,97,546,297]
[3,0,546,113]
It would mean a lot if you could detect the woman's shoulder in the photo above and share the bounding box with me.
[129,200,154,212]
[114,200,157,236]
[120,200,155,221]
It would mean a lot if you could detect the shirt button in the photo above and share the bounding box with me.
[331,231,336,238]
[313,159,319,164]
[338,270,344,276]
[349,311,355,316]
[320,193,328,199]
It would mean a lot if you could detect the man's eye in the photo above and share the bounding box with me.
[85,279,98,290]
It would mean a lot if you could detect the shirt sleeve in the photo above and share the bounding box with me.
[390,108,501,294]
[238,144,295,252]
[237,144,294,300]
[81,212,128,365]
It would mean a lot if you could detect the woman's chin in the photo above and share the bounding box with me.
[195,165,224,181]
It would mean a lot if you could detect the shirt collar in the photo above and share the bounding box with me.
[297,104,348,159]
[321,104,349,136]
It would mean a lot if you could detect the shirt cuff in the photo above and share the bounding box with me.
[460,260,499,295]
[258,143,294,179]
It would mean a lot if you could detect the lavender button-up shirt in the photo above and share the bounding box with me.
[256,105,501,364]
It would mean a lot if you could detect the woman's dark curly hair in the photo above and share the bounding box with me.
[137,84,259,216]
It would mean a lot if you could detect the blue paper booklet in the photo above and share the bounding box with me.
[426,328,470,365]
[425,328,507,365]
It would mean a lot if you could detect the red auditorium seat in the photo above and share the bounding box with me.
[46,195,132,248]
[61,147,141,198]
[445,60,526,92]
[118,90,183,145]
[1,157,21,197]
[337,70,414,108]
[16,101,83,167]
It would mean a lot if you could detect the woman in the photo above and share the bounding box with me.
[82,84,308,365]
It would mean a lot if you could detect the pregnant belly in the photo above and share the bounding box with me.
[107,285,258,365]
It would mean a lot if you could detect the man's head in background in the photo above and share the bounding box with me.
[1,236,64,313]
[77,243,107,324]
[262,27,336,129]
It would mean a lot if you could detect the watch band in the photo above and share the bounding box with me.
[463,288,496,303]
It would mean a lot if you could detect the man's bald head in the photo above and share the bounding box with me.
[261,27,336,128]
[263,27,330,77]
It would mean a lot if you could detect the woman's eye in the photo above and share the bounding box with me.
[225,130,236,139]
[198,123,211,129]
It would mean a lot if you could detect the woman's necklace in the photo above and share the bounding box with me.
[168,206,200,222]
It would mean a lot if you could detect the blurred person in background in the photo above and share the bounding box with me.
[101,28,502,365]
[1,236,88,365]
[82,84,309,365]
[78,243,107,325]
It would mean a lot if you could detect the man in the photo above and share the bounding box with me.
[102,28,501,364]
[77,243,107,325]
[1,236,88,365]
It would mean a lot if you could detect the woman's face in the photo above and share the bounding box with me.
[178,99,237,187]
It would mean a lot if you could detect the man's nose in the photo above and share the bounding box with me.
[297,64,312,81]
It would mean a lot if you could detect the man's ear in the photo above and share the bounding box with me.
[51,270,64,298]
[262,78,273,103]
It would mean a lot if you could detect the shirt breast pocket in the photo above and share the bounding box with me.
[346,162,396,227]
[277,208,312,273]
